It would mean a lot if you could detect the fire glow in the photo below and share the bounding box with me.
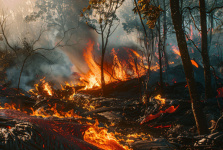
[80,40,149,89]
[30,78,76,100]
[154,94,166,105]
[140,105,179,124]
[84,120,130,150]
[172,46,199,68]
[0,103,130,150]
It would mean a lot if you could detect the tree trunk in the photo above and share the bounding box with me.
[101,48,106,96]
[163,0,169,70]
[200,0,212,99]
[170,0,208,135]
[158,18,163,94]
[18,54,31,94]
[100,24,106,96]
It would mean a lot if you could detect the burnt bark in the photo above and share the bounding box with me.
[200,0,212,99]
[170,0,208,135]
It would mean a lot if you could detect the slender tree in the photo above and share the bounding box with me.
[170,0,208,135]
[82,0,124,96]
[199,0,212,99]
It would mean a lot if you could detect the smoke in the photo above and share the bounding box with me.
[0,0,98,90]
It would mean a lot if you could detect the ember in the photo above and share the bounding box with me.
[140,105,179,124]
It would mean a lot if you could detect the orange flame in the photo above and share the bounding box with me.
[191,60,198,68]
[81,41,149,89]
[140,105,179,124]
[30,78,76,100]
[83,120,130,150]
[30,104,81,119]
[40,78,53,96]
[0,103,131,149]
[0,102,81,119]
[111,48,127,80]
[154,95,165,105]
[172,45,181,57]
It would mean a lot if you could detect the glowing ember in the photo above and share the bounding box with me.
[140,105,179,124]
[83,120,130,150]
[191,60,198,68]
[154,95,166,105]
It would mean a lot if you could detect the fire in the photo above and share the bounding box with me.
[83,120,130,150]
[140,105,179,124]
[30,78,76,100]
[40,78,53,96]
[150,62,159,71]
[81,41,149,89]
[191,60,198,68]
[30,104,82,119]
[0,103,17,110]
[154,94,165,105]
[172,45,181,57]
[111,48,127,80]
[44,82,53,96]
[29,78,53,96]
[172,45,199,69]
[0,103,131,149]
[0,102,81,119]
[82,41,110,89]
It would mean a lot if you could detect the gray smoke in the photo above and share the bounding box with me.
[1,0,98,90]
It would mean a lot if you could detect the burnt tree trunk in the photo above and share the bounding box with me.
[170,0,208,135]
[200,0,212,99]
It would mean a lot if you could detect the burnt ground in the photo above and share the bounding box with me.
[0,75,223,150]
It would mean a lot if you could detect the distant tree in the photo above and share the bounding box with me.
[81,0,124,96]
[25,0,81,33]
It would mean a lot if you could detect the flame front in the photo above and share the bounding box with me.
[83,120,130,150]
[81,41,148,89]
